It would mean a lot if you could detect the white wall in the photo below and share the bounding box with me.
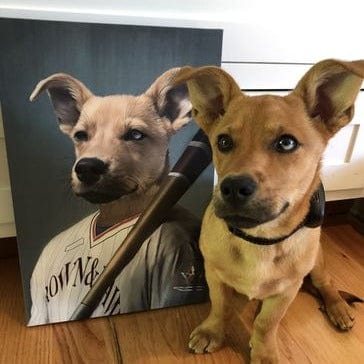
[2,0,363,62]
[0,0,241,21]
[1,0,363,25]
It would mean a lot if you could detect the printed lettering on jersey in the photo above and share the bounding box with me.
[45,255,121,316]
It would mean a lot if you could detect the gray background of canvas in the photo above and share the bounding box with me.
[0,18,222,320]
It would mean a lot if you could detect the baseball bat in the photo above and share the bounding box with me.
[70,129,212,320]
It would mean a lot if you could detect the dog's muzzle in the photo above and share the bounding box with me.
[73,157,138,204]
[215,175,287,229]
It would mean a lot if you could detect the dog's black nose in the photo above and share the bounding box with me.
[220,175,257,205]
[75,158,109,185]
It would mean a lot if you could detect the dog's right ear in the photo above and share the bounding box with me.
[174,66,242,132]
[29,73,93,134]
[293,59,364,138]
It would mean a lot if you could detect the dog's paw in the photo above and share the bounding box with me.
[250,346,279,364]
[324,299,355,331]
[250,345,279,364]
[188,326,224,354]
[250,354,279,364]
[250,336,279,364]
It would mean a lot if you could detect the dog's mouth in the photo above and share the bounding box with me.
[220,214,264,229]
[72,172,141,204]
[76,191,122,204]
[215,202,289,229]
[75,185,139,204]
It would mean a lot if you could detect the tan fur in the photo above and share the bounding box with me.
[176,59,364,363]
[30,69,191,226]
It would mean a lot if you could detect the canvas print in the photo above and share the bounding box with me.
[0,18,222,326]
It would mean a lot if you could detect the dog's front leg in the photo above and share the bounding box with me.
[250,282,301,364]
[189,263,237,354]
[310,244,355,330]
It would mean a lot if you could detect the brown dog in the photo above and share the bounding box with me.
[176,59,364,363]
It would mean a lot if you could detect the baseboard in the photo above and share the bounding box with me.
[0,237,18,258]
[349,199,364,235]
[323,199,354,226]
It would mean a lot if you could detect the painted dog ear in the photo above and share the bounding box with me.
[30,73,93,134]
[144,68,192,133]
[174,66,242,132]
[293,59,364,137]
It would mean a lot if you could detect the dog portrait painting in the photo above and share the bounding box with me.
[0,18,222,325]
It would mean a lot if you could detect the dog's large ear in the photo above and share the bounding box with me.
[30,73,93,134]
[293,59,364,137]
[174,66,242,132]
[144,68,193,133]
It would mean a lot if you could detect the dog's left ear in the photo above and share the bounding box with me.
[29,73,93,134]
[293,59,364,136]
[145,68,192,132]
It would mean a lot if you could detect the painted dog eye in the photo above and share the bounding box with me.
[217,134,234,152]
[73,130,88,142]
[124,129,145,141]
[274,134,299,153]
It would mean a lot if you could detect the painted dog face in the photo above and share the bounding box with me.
[30,70,192,204]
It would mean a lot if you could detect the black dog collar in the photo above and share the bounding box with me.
[227,183,325,246]
[228,222,305,246]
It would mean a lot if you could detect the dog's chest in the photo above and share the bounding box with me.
[200,206,318,300]
[212,250,293,300]
[207,241,292,299]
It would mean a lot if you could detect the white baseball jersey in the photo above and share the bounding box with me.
[29,207,207,326]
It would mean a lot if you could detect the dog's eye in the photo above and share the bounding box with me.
[73,131,88,142]
[124,129,145,141]
[274,134,299,153]
[217,134,234,152]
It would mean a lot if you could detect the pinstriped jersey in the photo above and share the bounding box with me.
[29,207,207,326]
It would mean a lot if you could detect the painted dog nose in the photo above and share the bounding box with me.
[220,175,257,204]
[75,158,109,185]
